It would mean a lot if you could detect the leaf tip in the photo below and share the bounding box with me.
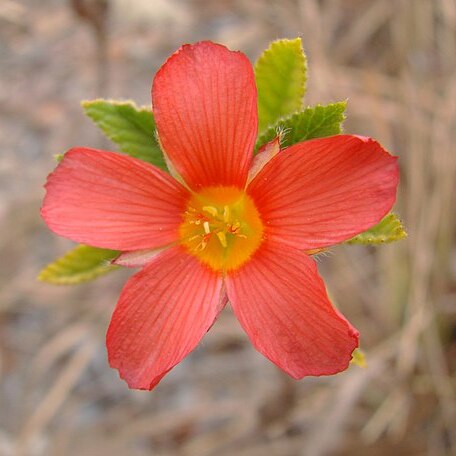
[350,348,367,368]
[37,269,47,283]
[37,266,60,285]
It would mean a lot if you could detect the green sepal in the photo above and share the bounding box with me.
[255,37,307,133]
[346,213,407,245]
[350,348,367,368]
[81,99,166,170]
[38,245,119,285]
[256,101,346,151]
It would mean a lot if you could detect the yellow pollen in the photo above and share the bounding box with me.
[179,186,264,272]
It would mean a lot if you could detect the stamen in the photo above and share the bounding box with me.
[216,231,227,248]
[229,221,241,233]
[179,186,263,272]
[223,205,230,222]
[190,233,212,252]
[203,206,218,217]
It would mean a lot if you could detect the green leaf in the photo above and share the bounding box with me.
[350,348,367,368]
[347,213,407,245]
[38,245,119,285]
[255,38,307,132]
[256,101,346,151]
[82,99,166,169]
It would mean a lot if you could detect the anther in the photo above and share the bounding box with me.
[202,206,218,217]
[223,205,230,222]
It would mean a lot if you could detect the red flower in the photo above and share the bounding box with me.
[41,41,399,390]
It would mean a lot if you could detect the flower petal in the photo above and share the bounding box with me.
[248,135,399,249]
[247,136,281,184]
[107,246,223,390]
[225,240,359,378]
[152,41,258,190]
[41,148,189,250]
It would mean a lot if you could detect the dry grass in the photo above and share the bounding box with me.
[0,0,455,455]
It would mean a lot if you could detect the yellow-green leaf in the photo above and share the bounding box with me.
[350,348,367,368]
[256,101,346,151]
[347,213,407,245]
[82,99,166,169]
[38,245,119,285]
[255,38,307,132]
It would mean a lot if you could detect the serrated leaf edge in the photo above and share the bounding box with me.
[81,99,154,141]
[346,213,407,245]
[255,100,347,151]
[255,37,308,132]
[255,37,307,101]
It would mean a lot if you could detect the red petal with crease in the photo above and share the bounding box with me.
[107,246,223,390]
[248,135,399,250]
[226,240,359,378]
[41,148,189,250]
[152,41,258,190]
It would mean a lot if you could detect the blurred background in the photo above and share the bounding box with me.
[1,0,455,455]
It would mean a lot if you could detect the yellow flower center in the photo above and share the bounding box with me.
[179,186,264,272]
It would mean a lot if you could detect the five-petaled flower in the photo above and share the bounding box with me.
[41,41,399,390]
